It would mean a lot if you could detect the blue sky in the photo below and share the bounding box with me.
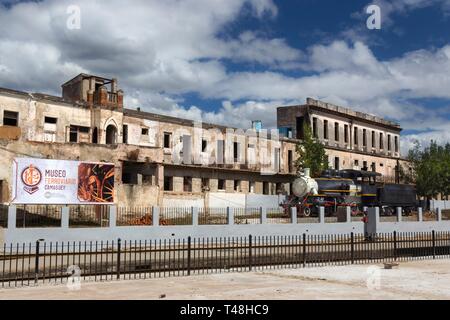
[0,0,449,154]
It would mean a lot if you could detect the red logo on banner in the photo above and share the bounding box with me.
[21,164,42,195]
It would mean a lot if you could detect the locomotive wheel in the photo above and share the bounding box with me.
[303,207,312,217]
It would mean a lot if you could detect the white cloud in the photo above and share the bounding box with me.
[0,0,449,157]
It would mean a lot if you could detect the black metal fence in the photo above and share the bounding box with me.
[15,205,62,228]
[198,208,228,225]
[117,207,153,226]
[1,231,449,288]
[69,206,109,228]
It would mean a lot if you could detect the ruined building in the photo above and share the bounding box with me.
[0,74,405,207]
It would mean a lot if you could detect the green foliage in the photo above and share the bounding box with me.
[295,124,329,177]
[407,140,450,199]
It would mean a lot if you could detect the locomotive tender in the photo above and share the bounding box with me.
[284,168,417,217]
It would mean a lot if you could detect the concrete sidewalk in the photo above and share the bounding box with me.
[1,259,449,300]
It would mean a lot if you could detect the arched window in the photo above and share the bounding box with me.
[92,127,98,144]
[105,125,117,145]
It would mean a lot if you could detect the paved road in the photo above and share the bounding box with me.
[1,259,449,300]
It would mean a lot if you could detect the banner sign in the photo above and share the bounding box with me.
[12,158,115,205]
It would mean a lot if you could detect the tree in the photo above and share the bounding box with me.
[407,140,450,200]
[295,124,329,177]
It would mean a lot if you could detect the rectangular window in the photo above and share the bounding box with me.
[354,127,358,146]
[218,179,225,191]
[344,125,349,143]
[233,142,239,162]
[371,162,376,172]
[164,132,172,148]
[288,150,293,173]
[395,136,399,153]
[123,125,128,144]
[380,133,384,150]
[164,176,173,191]
[69,125,78,143]
[312,118,318,138]
[263,182,270,195]
[363,161,368,171]
[141,128,149,135]
[388,134,392,151]
[234,180,241,192]
[334,122,339,141]
[3,111,18,127]
[183,177,192,192]
[323,120,329,140]
[201,178,210,191]
[296,117,304,139]
[372,131,376,148]
[354,160,359,167]
[363,129,367,147]
[202,139,208,152]
[45,117,57,124]
[334,157,340,170]
[249,181,255,193]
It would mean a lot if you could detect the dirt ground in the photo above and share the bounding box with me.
[0,259,449,300]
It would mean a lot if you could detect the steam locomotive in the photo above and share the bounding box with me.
[283,169,417,217]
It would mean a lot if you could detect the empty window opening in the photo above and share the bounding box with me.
[334,123,339,141]
[164,176,173,191]
[164,132,172,148]
[3,111,18,127]
[183,177,192,192]
[106,125,117,144]
[323,120,329,140]
[218,179,226,191]
[122,125,128,144]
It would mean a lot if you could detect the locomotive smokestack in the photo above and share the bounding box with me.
[304,168,311,178]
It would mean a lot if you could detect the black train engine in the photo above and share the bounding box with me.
[284,169,417,216]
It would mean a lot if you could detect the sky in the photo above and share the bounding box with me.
[0,0,449,156]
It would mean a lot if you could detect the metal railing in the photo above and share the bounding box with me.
[1,231,449,288]
[234,208,261,224]
[117,207,153,226]
[69,206,109,228]
[198,208,228,225]
[160,207,193,226]
[15,205,62,229]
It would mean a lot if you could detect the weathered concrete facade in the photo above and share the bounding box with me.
[278,98,404,180]
[0,74,407,207]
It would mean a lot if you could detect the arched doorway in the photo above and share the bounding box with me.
[92,127,98,144]
[105,125,117,144]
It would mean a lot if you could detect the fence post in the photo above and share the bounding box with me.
[351,232,354,264]
[153,207,160,227]
[396,207,402,222]
[116,239,121,280]
[34,240,40,284]
[61,206,69,228]
[393,231,397,261]
[187,236,192,276]
[192,207,199,226]
[290,207,297,224]
[436,208,442,222]
[260,207,267,224]
[417,207,423,222]
[319,207,325,224]
[432,230,436,259]
[302,233,306,267]
[227,207,234,225]
[367,207,380,237]
[249,235,253,271]
[109,206,117,228]
[7,205,16,229]
[346,206,351,223]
